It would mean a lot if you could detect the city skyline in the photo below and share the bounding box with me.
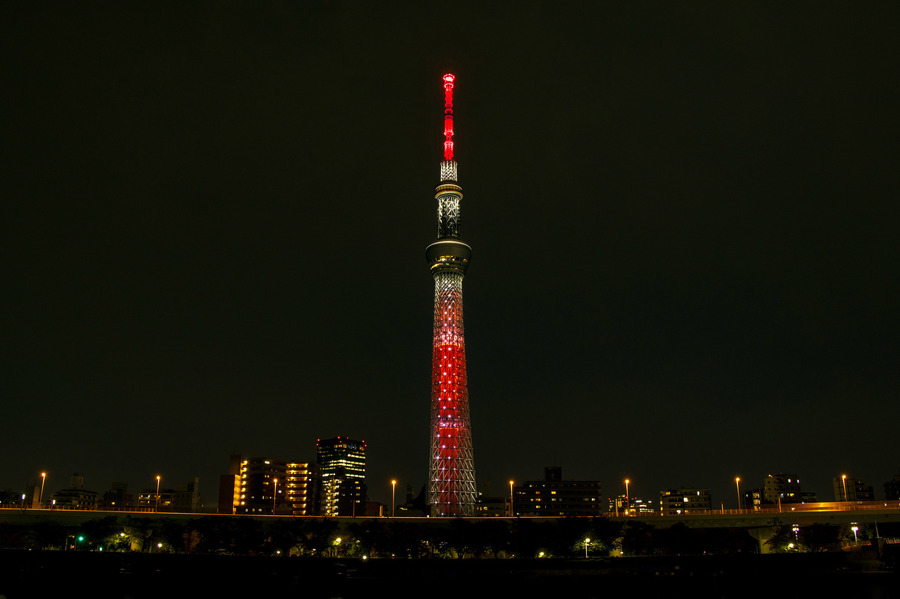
[3,4,898,508]
[8,456,900,514]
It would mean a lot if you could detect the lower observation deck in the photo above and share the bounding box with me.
[426,239,471,275]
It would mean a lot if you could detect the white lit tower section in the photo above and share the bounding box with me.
[425,73,475,516]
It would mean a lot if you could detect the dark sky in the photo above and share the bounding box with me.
[3,3,898,508]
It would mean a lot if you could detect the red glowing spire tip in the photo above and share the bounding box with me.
[442,73,455,161]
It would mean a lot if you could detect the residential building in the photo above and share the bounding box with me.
[101,482,132,509]
[743,487,764,510]
[285,462,320,516]
[474,493,508,517]
[513,467,603,517]
[51,473,99,509]
[218,454,242,514]
[833,476,875,502]
[235,457,286,515]
[138,477,201,512]
[659,488,712,515]
[764,473,805,504]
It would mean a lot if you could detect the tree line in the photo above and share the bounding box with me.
[0,516,885,557]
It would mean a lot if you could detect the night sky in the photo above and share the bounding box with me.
[3,3,898,508]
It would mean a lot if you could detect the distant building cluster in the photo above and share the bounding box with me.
[494,469,900,518]
[218,436,371,517]
[4,458,899,518]
[1,473,202,512]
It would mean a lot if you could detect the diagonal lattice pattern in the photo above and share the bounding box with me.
[428,271,475,516]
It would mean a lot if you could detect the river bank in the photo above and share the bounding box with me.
[1,550,897,599]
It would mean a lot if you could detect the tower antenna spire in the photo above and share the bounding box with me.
[442,73,455,161]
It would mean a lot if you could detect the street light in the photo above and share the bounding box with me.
[391,479,397,517]
[841,474,848,502]
[39,472,47,508]
[509,480,514,517]
[624,479,630,515]
[584,538,590,558]
[155,476,161,512]
[735,477,741,511]
[273,478,278,513]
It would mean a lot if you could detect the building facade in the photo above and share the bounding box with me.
[285,462,320,516]
[764,473,807,504]
[317,436,366,517]
[50,473,99,509]
[235,457,285,515]
[222,454,320,516]
[137,478,201,512]
[885,474,900,500]
[659,488,712,515]
[513,467,603,517]
[833,476,875,502]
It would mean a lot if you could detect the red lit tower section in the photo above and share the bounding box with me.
[425,74,476,516]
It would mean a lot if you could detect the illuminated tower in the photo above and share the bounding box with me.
[426,73,475,516]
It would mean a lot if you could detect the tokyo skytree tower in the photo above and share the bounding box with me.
[425,73,476,516]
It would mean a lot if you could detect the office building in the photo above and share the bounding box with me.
[317,436,366,517]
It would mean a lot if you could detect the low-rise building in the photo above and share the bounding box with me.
[137,477,201,512]
[51,473,99,509]
[764,473,805,504]
[513,467,603,517]
[833,476,875,502]
[659,488,711,515]
[474,493,508,517]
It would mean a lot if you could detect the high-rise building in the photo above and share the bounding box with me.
[285,462,320,516]
[316,436,366,517]
[426,73,476,517]
[218,454,243,514]
[222,454,320,515]
[235,457,285,514]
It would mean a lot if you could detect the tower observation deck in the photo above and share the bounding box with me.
[426,73,476,517]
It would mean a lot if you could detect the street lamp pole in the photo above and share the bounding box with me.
[509,480,514,517]
[155,476,161,512]
[584,538,590,558]
[39,472,47,508]
[735,477,741,511]
[391,479,397,517]
[273,478,278,514]
[624,479,630,515]
[841,474,848,502]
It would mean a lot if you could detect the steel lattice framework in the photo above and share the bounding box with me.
[425,74,476,516]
